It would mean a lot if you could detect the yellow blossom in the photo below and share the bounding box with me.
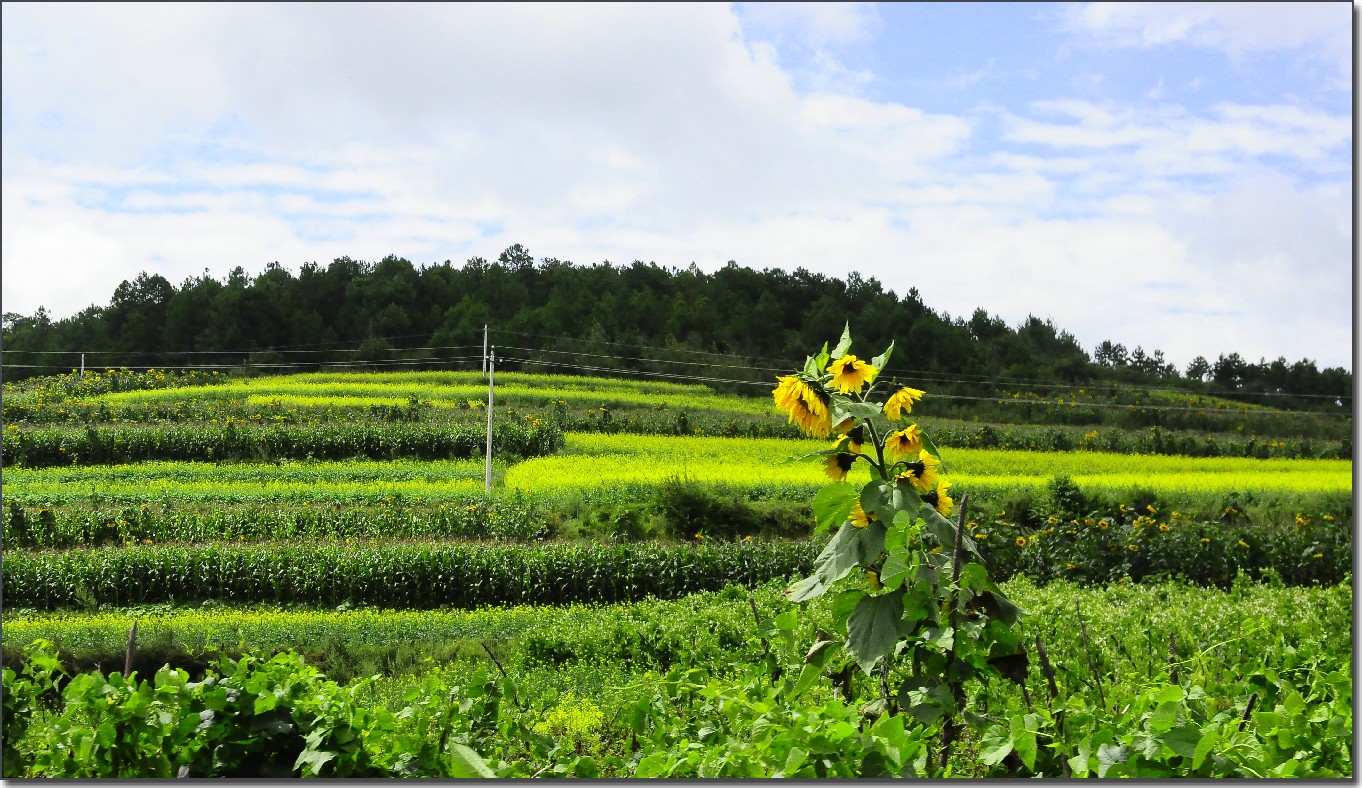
[824,453,856,481]
[827,355,876,394]
[1015,536,1027,548]
[884,424,923,461]
[895,449,941,491]
[773,376,832,438]
[883,386,925,420]
[849,501,874,529]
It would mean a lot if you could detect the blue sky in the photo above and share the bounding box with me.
[1,2,1353,370]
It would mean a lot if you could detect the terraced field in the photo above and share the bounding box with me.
[0,366,1352,777]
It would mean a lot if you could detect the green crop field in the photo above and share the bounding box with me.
[1,367,1352,778]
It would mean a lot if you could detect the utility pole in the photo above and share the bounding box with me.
[484,347,495,492]
[80,354,85,376]
[482,324,489,380]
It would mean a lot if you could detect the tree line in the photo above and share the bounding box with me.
[2,245,1351,408]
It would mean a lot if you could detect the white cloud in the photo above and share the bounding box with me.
[736,2,881,49]
[0,3,1351,370]
[1064,2,1350,86]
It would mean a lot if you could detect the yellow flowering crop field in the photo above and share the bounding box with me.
[505,433,1352,496]
[87,371,772,415]
[5,458,493,505]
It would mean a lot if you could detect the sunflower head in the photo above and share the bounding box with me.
[827,354,876,394]
[920,480,953,517]
[773,375,832,438]
[884,386,925,420]
[824,452,856,481]
[849,500,874,528]
[837,424,867,455]
[896,450,942,491]
[884,424,923,462]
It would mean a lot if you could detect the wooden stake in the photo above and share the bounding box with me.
[123,621,138,678]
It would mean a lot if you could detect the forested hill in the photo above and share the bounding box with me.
[1,245,1351,406]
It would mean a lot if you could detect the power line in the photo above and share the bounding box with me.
[497,352,1348,420]
[489,327,1350,402]
[6,327,1350,409]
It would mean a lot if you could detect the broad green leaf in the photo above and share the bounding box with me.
[898,678,954,727]
[867,341,894,386]
[1012,713,1041,772]
[830,323,853,360]
[1160,723,1202,760]
[919,430,948,474]
[447,743,496,778]
[978,725,1014,766]
[1153,684,1186,704]
[789,662,825,700]
[813,342,831,375]
[879,551,915,591]
[785,520,879,602]
[774,610,798,631]
[812,483,858,535]
[830,588,867,623]
[295,748,337,777]
[804,635,840,666]
[846,592,905,674]
[634,752,667,778]
[1095,743,1128,778]
[860,481,893,523]
[869,712,908,765]
[573,756,599,779]
[920,625,954,651]
[253,692,278,715]
[958,561,991,593]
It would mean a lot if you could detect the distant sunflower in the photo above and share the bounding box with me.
[773,375,832,437]
[884,424,923,462]
[827,355,876,394]
[824,452,856,481]
[883,386,925,420]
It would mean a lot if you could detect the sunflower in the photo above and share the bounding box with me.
[827,354,876,394]
[773,375,832,437]
[849,500,874,528]
[884,424,923,462]
[824,452,856,480]
[895,449,942,491]
[921,480,954,517]
[839,424,866,455]
[883,386,925,420]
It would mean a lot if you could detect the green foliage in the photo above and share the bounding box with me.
[1,420,562,468]
[5,578,1351,778]
[2,539,820,611]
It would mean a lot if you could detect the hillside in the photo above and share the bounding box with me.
[2,249,1352,417]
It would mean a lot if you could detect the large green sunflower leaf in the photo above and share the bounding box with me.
[785,519,886,602]
[846,592,905,674]
[812,482,858,535]
[867,341,894,385]
[831,323,854,360]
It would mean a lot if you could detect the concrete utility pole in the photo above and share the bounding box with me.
[484,347,495,492]
[482,325,489,380]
